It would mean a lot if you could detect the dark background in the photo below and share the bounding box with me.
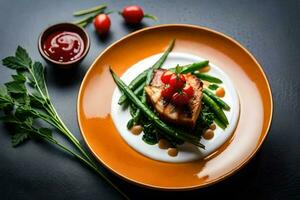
[0,0,299,199]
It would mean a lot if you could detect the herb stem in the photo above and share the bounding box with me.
[25,101,128,200]
[28,68,47,99]
[73,10,103,26]
[48,103,97,167]
[144,13,158,21]
[36,102,97,169]
[43,135,129,200]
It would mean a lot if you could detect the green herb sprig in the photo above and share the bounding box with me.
[0,46,129,200]
[72,4,112,27]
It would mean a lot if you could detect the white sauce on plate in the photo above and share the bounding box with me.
[111,52,240,163]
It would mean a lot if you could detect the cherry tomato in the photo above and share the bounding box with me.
[169,74,186,90]
[161,70,173,84]
[171,92,189,106]
[161,85,174,100]
[183,84,194,98]
[93,14,111,35]
[121,5,144,24]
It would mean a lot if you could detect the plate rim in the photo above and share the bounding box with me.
[77,24,273,190]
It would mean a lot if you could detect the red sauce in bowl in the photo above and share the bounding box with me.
[43,31,85,63]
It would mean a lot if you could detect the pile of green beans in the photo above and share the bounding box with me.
[113,39,231,148]
[203,88,230,111]
[110,68,205,148]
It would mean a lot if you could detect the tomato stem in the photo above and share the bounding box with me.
[144,13,158,21]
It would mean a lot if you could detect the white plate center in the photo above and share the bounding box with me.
[111,52,240,163]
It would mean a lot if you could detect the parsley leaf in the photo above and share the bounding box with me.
[32,61,48,97]
[0,115,22,124]
[12,132,30,147]
[195,104,215,132]
[15,46,32,66]
[12,74,26,82]
[39,127,52,138]
[2,46,31,70]
[0,86,13,110]
[5,81,26,94]
[142,122,158,145]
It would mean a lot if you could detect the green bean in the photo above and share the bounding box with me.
[110,68,205,148]
[195,73,223,84]
[150,39,175,71]
[128,103,139,129]
[214,118,227,130]
[120,84,144,121]
[133,109,141,123]
[73,9,105,25]
[129,104,137,117]
[73,4,107,16]
[134,83,145,96]
[128,70,148,89]
[202,93,229,125]
[118,39,175,105]
[118,71,147,105]
[203,88,231,111]
[127,118,135,129]
[181,60,209,74]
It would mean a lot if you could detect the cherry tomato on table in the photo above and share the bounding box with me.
[121,5,144,24]
[93,14,111,35]
[120,5,157,24]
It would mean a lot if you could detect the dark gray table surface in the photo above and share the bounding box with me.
[0,0,299,199]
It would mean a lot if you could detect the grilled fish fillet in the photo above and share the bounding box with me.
[145,69,203,127]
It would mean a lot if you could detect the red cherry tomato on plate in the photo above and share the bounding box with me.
[161,70,173,84]
[171,92,189,106]
[93,14,111,35]
[183,84,194,98]
[121,5,144,24]
[169,74,186,90]
[161,85,174,100]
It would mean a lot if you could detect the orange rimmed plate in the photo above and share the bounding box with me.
[77,24,273,190]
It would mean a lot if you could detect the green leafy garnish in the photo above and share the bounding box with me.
[197,104,215,129]
[175,64,183,75]
[142,122,159,145]
[126,118,135,129]
[72,4,110,27]
[208,84,219,90]
[195,73,223,84]
[73,4,107,16]
[141,118,184,147]
[0,46,129,200]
